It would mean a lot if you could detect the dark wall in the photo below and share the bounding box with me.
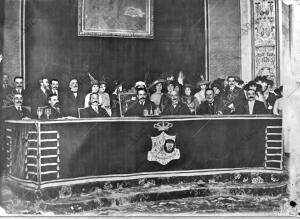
[25,0,206,91]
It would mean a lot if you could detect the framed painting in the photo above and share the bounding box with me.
[78,0,154,38]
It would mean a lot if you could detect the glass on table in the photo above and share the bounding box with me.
[45,108,51,120]
[37,108,43,119]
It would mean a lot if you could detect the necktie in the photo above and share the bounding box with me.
[17,107,23,117]
[93,106,99,114]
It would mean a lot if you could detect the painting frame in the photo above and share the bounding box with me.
[78,0,154,39]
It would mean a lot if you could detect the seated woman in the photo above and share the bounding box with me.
[98,81,111,116]
[84,81,101,108]
[149,79,165,111]
[181,84,198,115]
[194,80,210,108]
[273,86,283,116]
[159,80,175,112]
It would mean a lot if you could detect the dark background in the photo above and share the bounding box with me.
[25,0,206,92]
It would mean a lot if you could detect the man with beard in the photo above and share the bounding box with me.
[31,77,51,116]
[42,94,63,119]
[2,93,31,120]
[162,91,191,116]
[61,79,85,117]
[81,93,109,118]
[197,88,222,115]
[125,88,156,117]
[235,89,267,115]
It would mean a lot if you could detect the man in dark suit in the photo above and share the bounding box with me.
[2,74,13,98]
[49,79,61,100]
[4,76,29,106]
[61,78,85,117]
[2,93,31,120]
[125,88,156,117]
[197,88,222,115]
[31,77,51,117]
[42,94,63,119]
[235,89,268,115]
[219,76,243,114]
[80,93,109,118]
[162,91,191,116]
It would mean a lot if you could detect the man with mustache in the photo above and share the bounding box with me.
[219,76,243,114]
[235,89,267,115]
[125,88,156,117]
[31,77,51,116]
[4,76,29,106]
[42,94,63,119]
[61,78,85,117]
[80,93,109,118]
[49,79,61,100]
[2,93,31,120]
[162,91,191,116]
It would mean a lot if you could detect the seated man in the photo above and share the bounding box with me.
[235,89,268,115]
[162,91,191,116]
[125,88,156,117]
[2,93,31,120]
[42,94,63,119]
[81,93,109,118]
[197,88,222,115]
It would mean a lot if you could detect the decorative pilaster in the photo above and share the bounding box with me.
[252,0,279,85]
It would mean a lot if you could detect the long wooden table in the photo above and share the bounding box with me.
[3,115,283,198]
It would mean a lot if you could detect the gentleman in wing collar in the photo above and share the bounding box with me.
[2,93,31,120]
[61,79,85,117]
[162,91,191,116]
[81,93,109,118]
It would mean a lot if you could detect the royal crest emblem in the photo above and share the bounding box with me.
[147,122,180,165]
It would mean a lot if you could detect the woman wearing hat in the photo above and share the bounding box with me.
[149,79,165,108]
[159,80,175,112]
[84,80,101,108]
[98,81,111,116]
[110,80,123,117]
[181,84,198,114]
[194,80,210,107]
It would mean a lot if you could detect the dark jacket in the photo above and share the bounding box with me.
[2,105,31,120]
[219,86,243,114]
[5,88,30,106]
[265,92,278,114]
[61,90,85,117]
[31,88,50,116]
[80,106,109,118]
[235,100,268,115]
[197,100,221,115]
[42,105,63,120]
[162,102,191,116]
[125,99,156,117]
[159,93,172,112]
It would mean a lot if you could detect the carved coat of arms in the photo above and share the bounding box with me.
[147,122,180,165]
